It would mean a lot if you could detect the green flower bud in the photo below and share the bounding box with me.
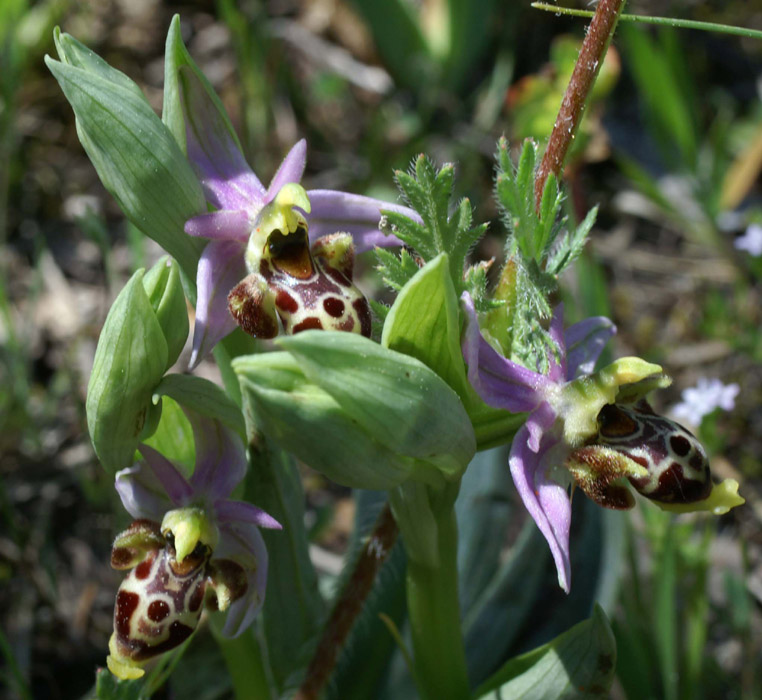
[141,256,189,368]
[87,258,188,473]
[87,269,168,472]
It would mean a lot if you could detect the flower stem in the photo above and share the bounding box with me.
[295,502,399,700]
[211,618,273,699]
[406,502,469,700]
[534,0,627,210]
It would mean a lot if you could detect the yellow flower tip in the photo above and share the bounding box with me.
[273,182,311,214]
[600,357,664,387]
[654,479,745,515]
[106,634,145,680]
[161,507,218,563]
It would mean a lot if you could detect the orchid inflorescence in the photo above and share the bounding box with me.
[48,14,745,698]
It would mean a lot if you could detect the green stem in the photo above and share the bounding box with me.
[406,500,469,700]
[211,619,273,700]
[532,3,762,41]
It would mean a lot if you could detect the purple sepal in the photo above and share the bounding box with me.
[185,210,252,242]
[509,424,572,592]
[461,292,551,412]
[215,521,269,637]
[115,463,172,522]
[215,499,283,530]
[565,316,616,379]
[306,190,418,251]
[267,139,307,198]
[137,445,195,505]
[190,239,247,369]
[180,67,266,211]
[184,410,247,502]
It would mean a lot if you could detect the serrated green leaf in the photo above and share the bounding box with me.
[383,156,487,298]
[86,270,168,473]
[45,52,205,282]
[473,606,617,700]
[374,246,420,291]
[382,253,470,401]
[276,331,476,477]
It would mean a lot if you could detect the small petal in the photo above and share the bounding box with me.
[137,445,195,505]
[266,139,307,198]
[215,521,269,637]
[525,401,557,453]
[183,410,247,501]
[509,427,572,592]
[185,210,252,242]
[190,239,247,368]
[114,464,173,522]
[565,316,616,379]
[180,66,266,211]
[461,292,552,412]
[306,190,418,251]
[215,499,282,530]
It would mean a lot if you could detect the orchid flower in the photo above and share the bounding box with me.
[107,407,280,679]
[179,67,418,366]
[461,292,744,592]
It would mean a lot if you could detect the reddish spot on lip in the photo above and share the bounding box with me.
[147,599,170,622]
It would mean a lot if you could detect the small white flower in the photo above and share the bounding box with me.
[735,224,762,257]
[671,377,739,427]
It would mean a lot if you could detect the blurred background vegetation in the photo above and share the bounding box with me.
[2,0,762,698]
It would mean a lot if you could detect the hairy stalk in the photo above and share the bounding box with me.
[296,502,399,700]
[534,0,627,209]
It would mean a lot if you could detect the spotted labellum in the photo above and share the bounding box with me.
[568,400,712,510]
[108,516,247,679]
[227,184,372,339]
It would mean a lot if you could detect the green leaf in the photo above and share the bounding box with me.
[45,46,205,282]
[389,480,440,568]
[142,256,188,368]
[235,352,415,489]
[473,606,617,699]
[382,253,470,400]
[380,156,487,296]
[276,331,476,477]
[94,667,143,699]
[374,247,420,292]
[141,396,195,478]
[86,270,168,473]
[153,373,245,439]
[243,443,325,694]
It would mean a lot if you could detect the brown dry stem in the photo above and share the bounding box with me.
[534,0,627,210]
[295,502,399,700]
